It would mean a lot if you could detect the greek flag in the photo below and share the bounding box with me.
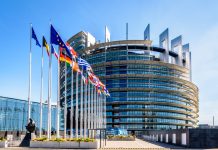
[78,58,92,71]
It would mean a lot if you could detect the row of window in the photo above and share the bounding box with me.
[107,111,187,118]
[106,104,189,112]
[107,97,191,107]
[109,91,194,103]
[107,124,186,130]
[86,50,174,65]
[107,118,187,124]
[0,97,57,131]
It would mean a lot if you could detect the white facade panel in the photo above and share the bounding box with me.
[172,133,176,144]
[181,133,187,145]
[165,134,168,143]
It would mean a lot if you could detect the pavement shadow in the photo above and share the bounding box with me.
[141,139,184,149]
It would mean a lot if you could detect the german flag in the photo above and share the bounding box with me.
[59,52,72,65]
[43,36,50,56]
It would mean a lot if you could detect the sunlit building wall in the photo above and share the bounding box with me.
[66,25,198,134]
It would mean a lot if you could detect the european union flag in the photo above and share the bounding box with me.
[31,27,41,47]
[50,25,71,58]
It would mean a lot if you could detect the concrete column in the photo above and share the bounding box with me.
[183,44,192,81]
[159,28,169,63]
[171,35,183,66]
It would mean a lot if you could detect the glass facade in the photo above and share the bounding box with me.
[59,62,97,130]
[82,43,198,132]
[66,30,198,134]
[0,96,57,131]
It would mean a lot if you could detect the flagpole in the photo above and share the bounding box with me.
[90,85,94,138]
[50,50,52,139]
[75,72,79,138]
[104,95,106,128]
[98,92,100,128]
[96,90,99,129]
[84,79,87,138]
[47,56,49,139]
[48,22,53,139]
[64,57,67,139]
[56,48,60,138]
[94,87,96,130]
[99,92,101,128]
[101,94,103,128]
[102,94,103,128]
[103,95,105,128]
[98,93,100,129]
[47,46,51,139]
[93,87,97,136]
[28,24,32,124]
[80,72,84,137]
[99,94,101,128]
[70,66,74,138]
[102,94,104,128]
[39,38,44,138]
[103,94,104,128]
[87,81,90,137]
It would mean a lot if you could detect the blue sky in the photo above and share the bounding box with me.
[0,0,218,125]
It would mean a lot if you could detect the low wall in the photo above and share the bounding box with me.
[0,131,26,140]
[143,128,218,148]
[0,141,8,148]
[30,141,98,149]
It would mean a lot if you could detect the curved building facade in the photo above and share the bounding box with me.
[67,28,199,133]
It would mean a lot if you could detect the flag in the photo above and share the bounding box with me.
[66,42,78,59]
[51,45,58,59]
[102,87,110,96]
[32,27,41,47]
[43,36,50,56]
[104,88,110,96]
[59,47,73,64]
[72,61,80,73]
[88,72,99,86]
[78,57,92,71]
[97,89,102,95]
[59,52,72,65]
[50,25,72,58]
[98,81,105,88]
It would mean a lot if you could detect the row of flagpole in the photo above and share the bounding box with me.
[61,64,107,138]
[28,23,110,139]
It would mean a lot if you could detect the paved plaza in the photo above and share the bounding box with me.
[100,138,178,149]
[0,138,180,150]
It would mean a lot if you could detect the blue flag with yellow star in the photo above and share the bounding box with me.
[32,27,41,47]
[50,25,71,58]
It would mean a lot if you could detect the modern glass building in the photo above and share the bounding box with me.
[0,96,57,132]
[66,25,199,134]
[59,31,97,131]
